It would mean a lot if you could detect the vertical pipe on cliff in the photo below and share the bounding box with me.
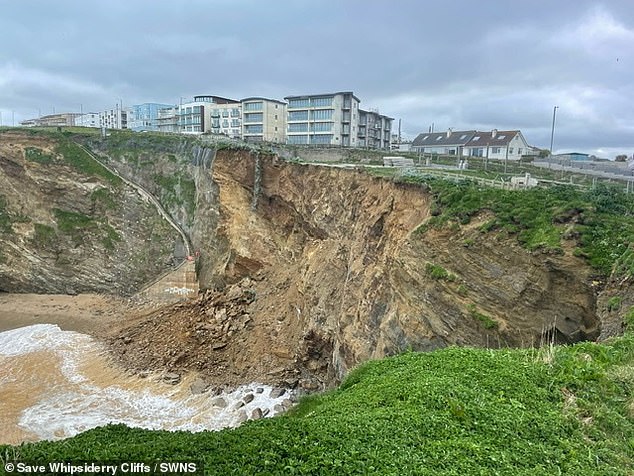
[251,154,262,211]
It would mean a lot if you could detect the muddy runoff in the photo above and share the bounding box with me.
[0,324,294,445]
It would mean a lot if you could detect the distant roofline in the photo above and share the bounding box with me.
[241,96,287,105]
[192,95,239,104]
[284,91,360,103]
[359,108,394,120]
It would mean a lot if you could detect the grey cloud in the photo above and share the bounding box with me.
[1,0,633,156]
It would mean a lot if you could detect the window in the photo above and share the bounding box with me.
[244,113,263,123]
[310,134,333,144]
[231,108,240,117]
[472,136,480,141]
[310,122,333,132]
[518,148,523,155]
[244,102,262,112]
[498,135,506,140]
[460,134,467,140]
[310,109,333,120]
[436,136,442,141]
[288,110,309,121]
[231,119,240,127]
[491,147,500,154]
[509,147,514,154]
[288,123,308,132]
[222,120,229,127]
[287,134,309,144]
[222,109,229,117]
[274,115,278,120]
[310,97,333,107]
[288,98,310,108]
[471,148,484,157]
[422,135,429,141]
[245,124,263,133]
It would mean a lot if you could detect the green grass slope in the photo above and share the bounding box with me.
[4,326,633,475]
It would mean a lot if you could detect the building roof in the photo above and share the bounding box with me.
[241,97,287,105]
[412,130,477,147]
[192,95,239,104]
[359,109,394,121]
[413,129,525,148]
[466,130,519,147]
[284,91,361,103]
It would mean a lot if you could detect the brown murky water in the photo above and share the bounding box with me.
[0,324,290,445]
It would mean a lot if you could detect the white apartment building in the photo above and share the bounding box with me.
[176,95,240,137]
[358,109,393,149]
[241,97,286,143]
[99,107,130,129]
[284,92,360,147]
[157,106,178,133]
[75,113,100,128]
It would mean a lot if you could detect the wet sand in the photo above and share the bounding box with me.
[0,293,150,336]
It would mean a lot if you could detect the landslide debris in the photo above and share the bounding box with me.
[105,148,617,390]
[108,278,326,391]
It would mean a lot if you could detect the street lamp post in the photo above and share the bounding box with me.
[549,106,559,168]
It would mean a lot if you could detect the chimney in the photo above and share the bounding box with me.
[491,129,498,138]
[446,128,453,138]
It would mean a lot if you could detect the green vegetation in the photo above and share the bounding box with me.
[0,195,12,233]
[425,262,456,281]
[102,224,121,251]
[24,147,54,164]
[6,332,634,475]
[400,177,634,276]
[33,223,57,247]
[607,296,623,312]
[55,140,121,186]
[90,188,118,211]
[153,173,197,219]
[52,208,119,251]
[467,303,499,329]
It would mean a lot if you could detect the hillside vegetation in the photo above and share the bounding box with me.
[5,324,633,475]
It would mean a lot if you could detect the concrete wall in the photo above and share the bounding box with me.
[136,261,198,304]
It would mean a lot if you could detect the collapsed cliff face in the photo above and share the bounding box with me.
[0,131,179,294]
[110,149,602,390]
[206,153,599,376]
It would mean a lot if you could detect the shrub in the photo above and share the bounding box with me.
[425,262,456,281]
[607,296,622,312]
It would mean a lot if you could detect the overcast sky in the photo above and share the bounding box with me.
[1,0,633,157]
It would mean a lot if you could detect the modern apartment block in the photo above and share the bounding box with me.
[175,95,240,137]
[241,97,286,143]
[128,103,175,132]
[75,113,100,128]
[157,106,178,133]
[20,113,81,127]
[358,109,393,149]
[99,107,130,129]
[284,92,360,147]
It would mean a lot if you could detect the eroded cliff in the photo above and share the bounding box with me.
[110,149,604,390]
[0,130,180,294]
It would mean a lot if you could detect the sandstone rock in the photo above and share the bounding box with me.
[269,387,286,399]
[163,372,181,385]
[236,410,248,423]
[243,393,255,404]
[212,342,227,350]
[211,396,227,408]
[190,378,209,395]
[234,401,245,409]
[273,404,285,413]
[255,387,264,394]
[251,408,263,420]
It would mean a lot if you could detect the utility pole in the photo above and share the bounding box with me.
[549,105,558,169]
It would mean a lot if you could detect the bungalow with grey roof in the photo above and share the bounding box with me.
[413,129,537,161]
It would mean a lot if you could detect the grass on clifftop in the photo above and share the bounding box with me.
[406,177,634,276]
[5,329,634,475]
